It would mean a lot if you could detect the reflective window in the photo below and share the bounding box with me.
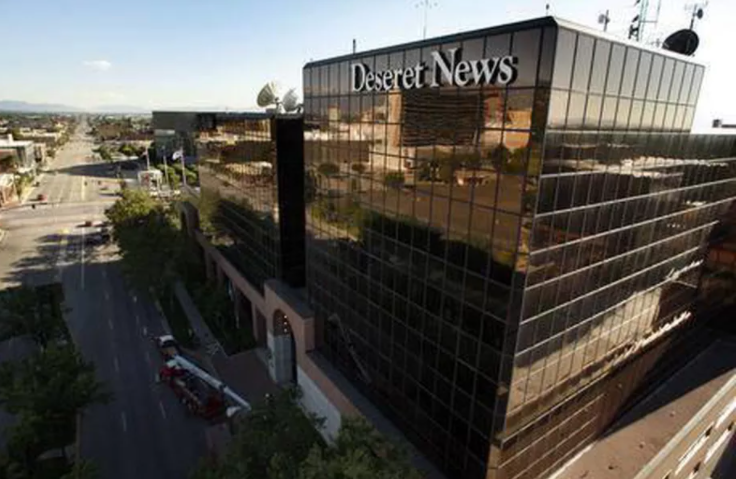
[589,40,611,95]
[572,35,594,92]
[606,44,625,96]
[620,47,640,97]
[634,52,651,99]
[646,54,664,100]
[552,29,576,90]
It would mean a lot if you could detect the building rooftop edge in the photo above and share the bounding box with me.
[304,15,702,69]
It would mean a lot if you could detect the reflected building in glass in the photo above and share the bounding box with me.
[192,112,305,291]
[303,17,736,479]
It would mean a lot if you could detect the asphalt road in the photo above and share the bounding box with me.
[0,122,206,478]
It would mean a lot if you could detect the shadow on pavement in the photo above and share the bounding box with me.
[54,161,143,181]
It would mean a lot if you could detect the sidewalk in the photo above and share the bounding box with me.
[171,280,278,405]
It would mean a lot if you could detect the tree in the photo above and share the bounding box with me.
[118,144,136,158]
[105,189,185,293]
[60,460,98,479]
[192,392,422,479]
[489,144,511,171]
[191,389,323,479]
[300,417,422,479]
[350,163,366,174]
[0,346,111,421]
[0,287,65,349]
[95,147,112,162]
[383,172,405,190]
[438,157,460,184]
[317,162,340,177]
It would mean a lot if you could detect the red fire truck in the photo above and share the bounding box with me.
[155,337,251,421]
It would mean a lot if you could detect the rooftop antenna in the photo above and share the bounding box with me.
[597,10,610,32]
[352,38,356,54]
[629,0,649,42]
[415,0,438,40]
[685,2,707,30]
[546,3,550,15]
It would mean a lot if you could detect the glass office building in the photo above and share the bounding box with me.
[194,113,305,291]
[303,17,736,479]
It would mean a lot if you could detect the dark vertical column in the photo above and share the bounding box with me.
[274,117,306,288]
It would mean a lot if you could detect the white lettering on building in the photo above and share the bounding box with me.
[351,47,518,92]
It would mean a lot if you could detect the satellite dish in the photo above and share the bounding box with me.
[662,29,699,56]
[281,88,301,113]
[257,82,283,109]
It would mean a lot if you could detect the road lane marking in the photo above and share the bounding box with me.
[80,228,85,290]
[132,295,137,303]
[108,318,114,331]
[143,326,148,336]
[114,356,120,374]
[121,412,127,433]
[159,401,167,420]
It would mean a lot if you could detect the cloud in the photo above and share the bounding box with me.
[82,60,112,71]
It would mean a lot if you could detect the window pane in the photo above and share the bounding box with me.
[512,28,541,88]
[688,66,704,105]
[658,58,674,101]
[669,61,685,103]
[548,90,569,128]
[572,35,594,92]
[589,40,610,94]
[552,29,576,89]
[646,54,663,100]
[620,47,639,97]
[634,52,651,99]
[606,44,625,95]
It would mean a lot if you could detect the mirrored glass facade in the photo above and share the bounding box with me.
[304,18,736,479]
[195,113,305,291]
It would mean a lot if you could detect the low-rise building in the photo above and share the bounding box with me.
[0,134,36,175]
[551,338,736,479]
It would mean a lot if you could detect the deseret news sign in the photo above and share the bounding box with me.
[351,47,519,92]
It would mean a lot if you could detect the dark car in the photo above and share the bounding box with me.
[120,161,138,171]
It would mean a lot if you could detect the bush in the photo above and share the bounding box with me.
[383,171,405,189]
[317,162,339,177]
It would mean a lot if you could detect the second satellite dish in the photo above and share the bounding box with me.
[662,29,699,56]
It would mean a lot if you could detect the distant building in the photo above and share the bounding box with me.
[0,134,36,174]
[18,129,62,147]
[552,338,736,479]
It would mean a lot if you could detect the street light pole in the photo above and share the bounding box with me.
[161,146,170,193]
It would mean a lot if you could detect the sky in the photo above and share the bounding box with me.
[0,0,733,129]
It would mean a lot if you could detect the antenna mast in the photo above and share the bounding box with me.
[416,0,438,40]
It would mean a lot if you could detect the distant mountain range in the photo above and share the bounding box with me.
[0,100,150,114]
